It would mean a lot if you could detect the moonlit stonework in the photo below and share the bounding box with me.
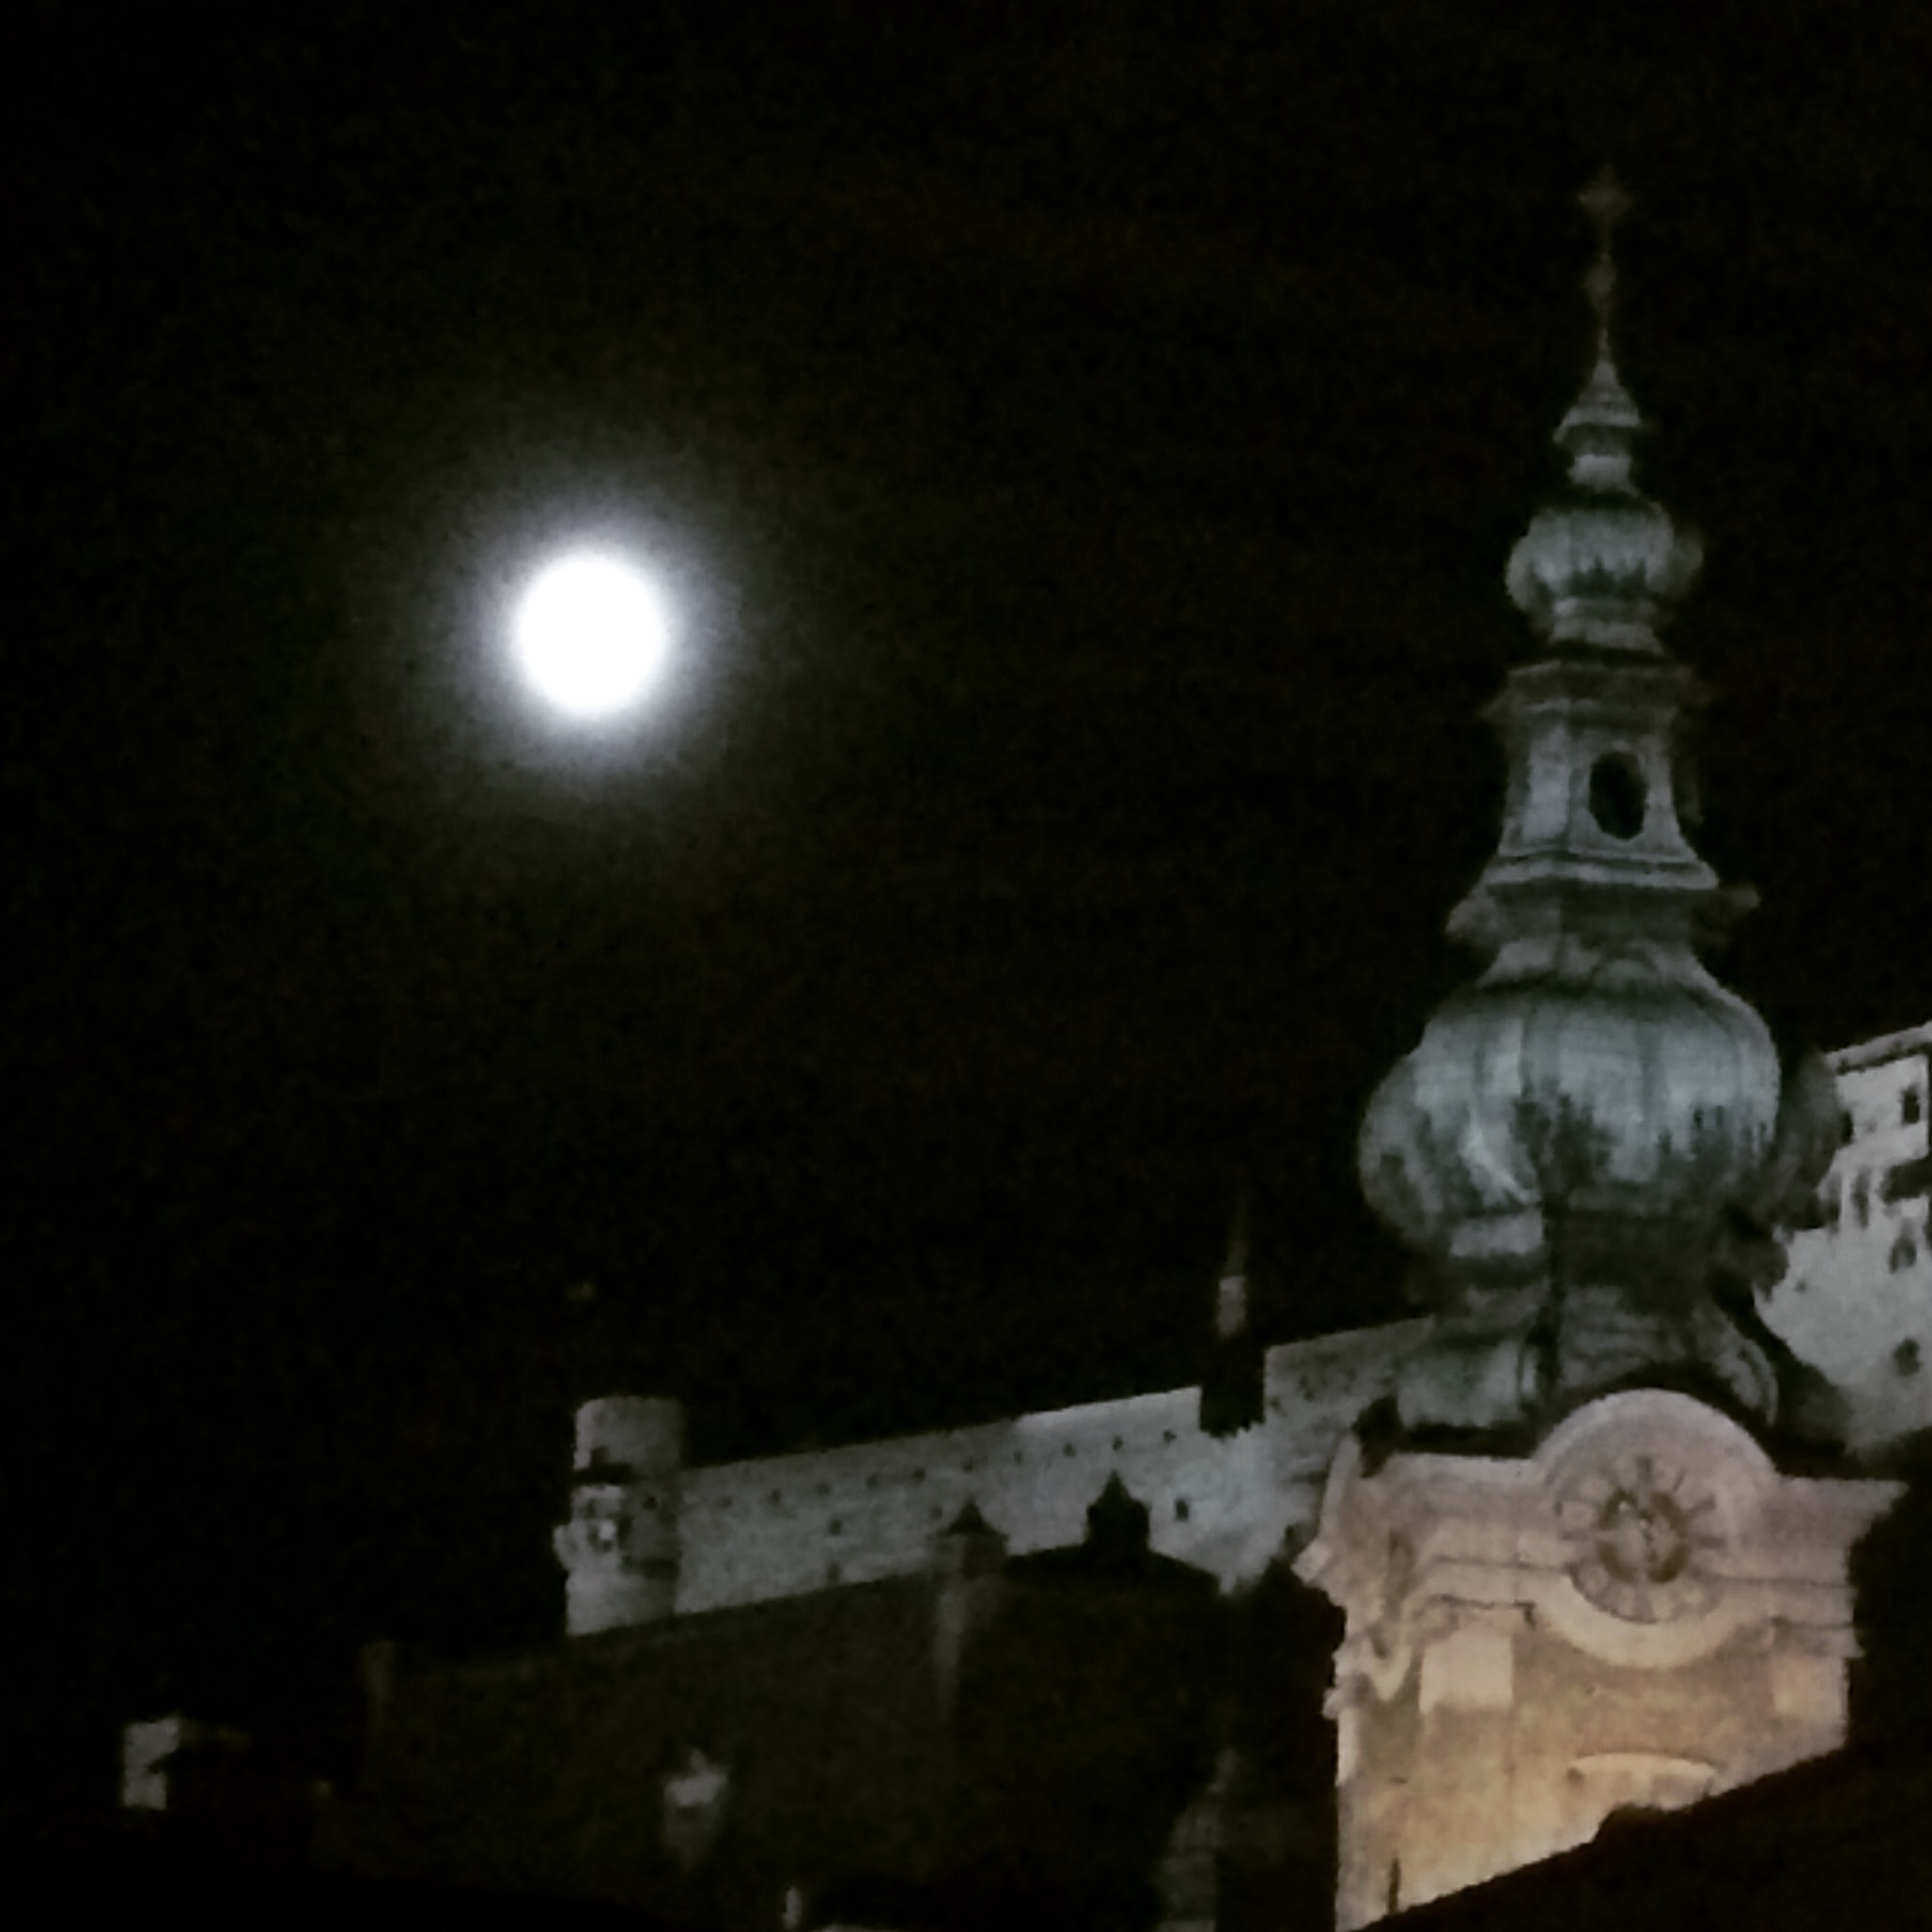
[510,550,671,722]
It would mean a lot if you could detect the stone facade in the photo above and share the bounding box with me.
[1295,1389,1899,1926]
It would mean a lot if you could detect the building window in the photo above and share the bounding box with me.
[1907,1088,1924,1127]
[1176,1498,1191,1521]
[1895,1340,1922,1379]
[1884,1157,1932,1207]
[1893,1234,1918,1274]
[1163,1430,1176,1445]
[1843,1111,1856,1145]
[1854,1173,1872,1228]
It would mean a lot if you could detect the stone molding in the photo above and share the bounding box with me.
[1297,1390,1900,1685]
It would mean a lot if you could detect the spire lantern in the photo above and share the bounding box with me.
[1505,168,1703,654]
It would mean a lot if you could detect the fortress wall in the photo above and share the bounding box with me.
[672,1322,1439,1617]
[676,1388,1222,1613]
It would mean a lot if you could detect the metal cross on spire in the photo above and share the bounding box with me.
[1580,164,1631,351]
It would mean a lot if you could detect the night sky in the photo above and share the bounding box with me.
[12,2,1932,1795]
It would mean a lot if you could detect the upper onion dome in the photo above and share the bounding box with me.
[1504,173,1703,656]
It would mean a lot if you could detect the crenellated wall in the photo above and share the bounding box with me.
[671,1320,1435,1616]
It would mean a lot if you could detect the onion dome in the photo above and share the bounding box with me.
[1504,171,1704,656]
[1359,933,1778,1284]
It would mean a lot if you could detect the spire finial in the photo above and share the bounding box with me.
[1216,1173,1251,1340]
[1503,165,1701,653]
[1580,164,1630,352]
[1223,1172,1250,1280]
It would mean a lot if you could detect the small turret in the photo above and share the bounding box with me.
[930,1500,1006,1714]
[552,1394,685,1635]
[1201,1177,1266,1436]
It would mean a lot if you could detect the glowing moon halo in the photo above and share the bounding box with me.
[510,551,671,722]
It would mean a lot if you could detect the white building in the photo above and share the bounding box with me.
[1763,1024,1932,1455]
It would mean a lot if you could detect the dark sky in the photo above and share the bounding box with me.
[11,1,1932,1779]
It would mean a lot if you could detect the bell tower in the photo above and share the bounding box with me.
[1356,170,1785,1420]
[1301,174,1903,1926]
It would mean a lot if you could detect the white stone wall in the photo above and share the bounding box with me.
[663,1319,1434,1619]
[1764,1026,1931,1454]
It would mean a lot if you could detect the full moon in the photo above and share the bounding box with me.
[510,551,671,722]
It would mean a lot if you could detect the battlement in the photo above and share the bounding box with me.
[553,1320,1437,1633]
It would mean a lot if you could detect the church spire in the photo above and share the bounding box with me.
[1201,1174,1265,1436]
[1580,164,1629,368]
[1216,1174,1251,1342]
[1354,171,1783,1426]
